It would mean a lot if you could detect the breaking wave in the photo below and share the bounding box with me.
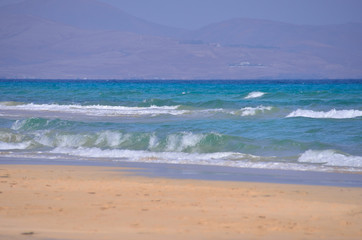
[244,91,266,99]
[231,106,273,116]
[287,109,362,119]
[298,150,362,168]
[2,123,362,171]
[2,125,362,171]
[0,102,185,117]
[50,146,323,172]
[45,147,360,171]
[0,141,32,150]
[0,102,276,118]
[51,147,267,163]
[4,124,244,153]
[0,130,32,150]
[11,118,73,131]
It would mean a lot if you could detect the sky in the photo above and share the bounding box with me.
[98,0,362,29]
[0,0,361,29]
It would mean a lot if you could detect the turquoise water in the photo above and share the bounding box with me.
[0,80,361,172]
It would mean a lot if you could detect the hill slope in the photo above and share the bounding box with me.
[0,0,185,37]
[0,0,361,79]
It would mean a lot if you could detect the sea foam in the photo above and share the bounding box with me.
[287,109,362,119]
[244,91,266,99]
[51,146,273,166]
[1,101,276,119]
[298,150,362,168]
[49,147,358,172]
[0,102,185,117]
[231,106,273,116]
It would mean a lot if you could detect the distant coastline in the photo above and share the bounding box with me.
[1,0,362,80]
[1,78,362,83]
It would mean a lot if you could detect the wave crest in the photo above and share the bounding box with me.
[231,106,273,116]
[2,127,238,153]
[287,109,362,119]
[50,147,270,165]
[298,150,362,168]
[244,91,266,99]
[1,102,184,117]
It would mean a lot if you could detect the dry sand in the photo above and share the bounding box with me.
[0,164,361,240]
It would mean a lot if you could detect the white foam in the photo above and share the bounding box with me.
[0,103,186,117]
[231,106,273,116]
[49,147,348,172]
[11,119,26,130]
[244,91,266,99]
[33,130,54,147]
[287,109,362,119]
[55,134,91,148]
[298,150,362,168]
[51,147,268,164]
[95,131,123,148]
[1,101,276,119]
[148,134,159,149]
[32,132,92,148]
[165,132,204,152]
[0,141,31,150]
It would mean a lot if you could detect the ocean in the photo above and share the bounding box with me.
[0,79,361,173]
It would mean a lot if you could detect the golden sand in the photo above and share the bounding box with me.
[0,164,361,240]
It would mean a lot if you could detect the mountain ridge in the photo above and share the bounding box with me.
[0,0,186,37]
[0,0,361,80]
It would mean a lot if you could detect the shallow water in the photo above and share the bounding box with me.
[0,79,361,172]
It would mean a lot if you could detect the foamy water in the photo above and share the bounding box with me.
[232,106,273,116]
[298,150,362,168]
[0,102,186,117]
[244,91,266,99]
[287,109,362,119]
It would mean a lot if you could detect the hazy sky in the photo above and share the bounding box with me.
[99,0,362,29]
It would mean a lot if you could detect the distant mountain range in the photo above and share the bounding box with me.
[1,0,361,79]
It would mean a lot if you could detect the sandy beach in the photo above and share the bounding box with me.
[0,164,361,240]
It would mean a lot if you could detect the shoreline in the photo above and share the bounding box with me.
[0,164,361,240]
[1,158,362,187]
[2,79,362,82]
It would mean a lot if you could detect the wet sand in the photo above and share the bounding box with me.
[0,164,361,240]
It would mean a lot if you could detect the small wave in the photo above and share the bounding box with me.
[0,103,185,117]
[4,127,238,153]
[49,147,360,172]
[1,102,277,119]
[11,118,72,131]
[244,91,266,99]
[231,106,273,116]
[141,98,179,107]
[51,147,272,165]
[286,109,362,119]
[165,132,204,152]
[298,150,362,168]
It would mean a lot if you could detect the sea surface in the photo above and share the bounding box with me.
[0,79,361,173]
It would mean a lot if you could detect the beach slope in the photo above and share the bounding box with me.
[0,164,361,240]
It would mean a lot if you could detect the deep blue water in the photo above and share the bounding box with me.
[0,79,361,172]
